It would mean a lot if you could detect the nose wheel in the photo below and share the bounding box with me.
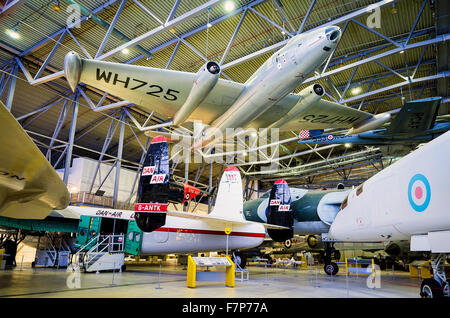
[324,262,339,276]
[419,253,449,298]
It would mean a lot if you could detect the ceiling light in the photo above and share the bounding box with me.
[52,0,61,12]
[224,1,235,12]
[281,31,286,35]
[399,50,404,54]
[207,22,212,28]
[6,26,20,39]
[391,3,397,14]
[351,87,362,95]
[121,48,129,55]
[344,143,352,148]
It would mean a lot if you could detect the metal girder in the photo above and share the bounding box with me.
[96,0,223,61]
[297,0,316,34]
[220,9,248,65]
[222,0,397,70]
[95,0,128,59]
[340,71,450,104]
[63,90,80,184]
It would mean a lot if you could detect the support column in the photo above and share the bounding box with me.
[63,91,80,185]
[113,111,126,208]
[5,63,18,111]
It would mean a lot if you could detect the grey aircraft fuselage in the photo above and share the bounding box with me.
[201,26,341,145]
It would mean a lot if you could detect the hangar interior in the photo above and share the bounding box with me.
[0,0,449,298]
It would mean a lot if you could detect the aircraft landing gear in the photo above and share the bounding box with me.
[232,251,247,269]
[323,242,339,276]
[420,253,449,298]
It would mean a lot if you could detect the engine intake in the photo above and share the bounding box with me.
[266,179,294,242]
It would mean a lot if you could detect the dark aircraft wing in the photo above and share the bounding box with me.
[385,97,442,134]
[0,102,70,219]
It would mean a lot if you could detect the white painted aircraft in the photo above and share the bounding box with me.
[328,130,450,298]
[67,166,269,255]
[64,25,390,148]
[0,101,285,261]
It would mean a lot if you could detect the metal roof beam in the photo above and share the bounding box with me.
[96,0,223,61]
[222,0,397,70]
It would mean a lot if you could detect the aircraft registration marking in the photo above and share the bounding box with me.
[297,114,361,125]
[96,68,180,101]
[134,203,168,212]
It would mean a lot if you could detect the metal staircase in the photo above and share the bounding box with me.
[70,234,125,272]
[33,233,72,267]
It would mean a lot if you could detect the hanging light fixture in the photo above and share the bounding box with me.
[52,0,61,12]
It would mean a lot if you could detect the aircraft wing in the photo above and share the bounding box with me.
[385,97,442,134]
[0,102,70,219]
[250,94,374,131]
[67,54,246,124]
[166,210,289,230]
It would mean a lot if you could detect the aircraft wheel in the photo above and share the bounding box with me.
[284,239,292,249]
[233,251,247,269]
[420,278,443,298]
[324,262,339,276]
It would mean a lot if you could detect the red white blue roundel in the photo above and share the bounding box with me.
[327,135,334,140]
[408,174,431,212]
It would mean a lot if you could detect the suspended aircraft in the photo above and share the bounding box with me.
[64,26,390,151]
[328,130,450,297]
[298,97,450,156]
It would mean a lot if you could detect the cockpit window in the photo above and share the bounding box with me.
[356,184,364,196]
[339,195,348,211]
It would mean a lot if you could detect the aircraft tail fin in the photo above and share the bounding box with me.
[134,136,170,232]
[209,166,245,222]
[385,97,442,134]
[266,179,294,242]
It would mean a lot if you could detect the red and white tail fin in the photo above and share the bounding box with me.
[209,166,245,222]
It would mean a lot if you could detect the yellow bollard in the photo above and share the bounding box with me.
[186,256,197,288]
[225,255,235,288]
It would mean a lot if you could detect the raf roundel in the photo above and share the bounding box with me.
[408,174,431,212]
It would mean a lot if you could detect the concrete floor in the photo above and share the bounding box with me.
[0,263,421,298]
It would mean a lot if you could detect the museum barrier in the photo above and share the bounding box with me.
[345,258,375,276]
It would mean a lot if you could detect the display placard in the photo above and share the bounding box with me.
[191,257,232,267]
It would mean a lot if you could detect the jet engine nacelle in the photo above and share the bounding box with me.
[64,51,83,92]
[270,84,324,129]
[346,113,391,135]
[266,179,294,242]
[134,136,170,232]
[172,61,221,125]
